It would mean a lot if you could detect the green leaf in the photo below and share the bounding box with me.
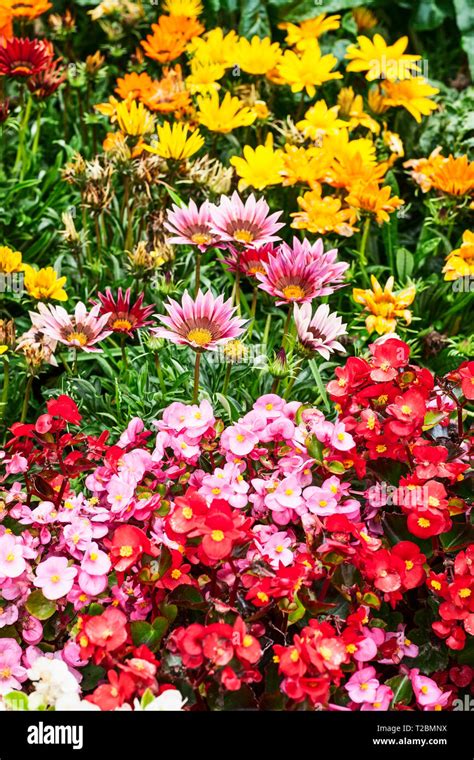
[25,591,57,621]
[287,592,306,625]
[140,688,156,709]
[440,522,474,552]
[387,675,413,707]
[160,603,178,624]
[238,0,271,39]
[452,0,474,75]
[169,586,206,609]
[79,664,105,692]
[396,248,414,282]
[130,621,162,651]
[383,515,433,558]
[3,691,28,711]
[152,616,169,642]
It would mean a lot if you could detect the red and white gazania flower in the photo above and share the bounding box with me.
[210,192,284,247]
[294,302,347,359]
[0,37,52,78]
[95,288,155,336]
[153,289,245,351]
[30,302,112,352]
[165,200,221,250]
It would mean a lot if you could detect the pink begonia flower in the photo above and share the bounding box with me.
[266,476,303,512]
[0,603,18,629]
[63,520,93,554]
[253,394,286,419]
[106,473,136,511]
[330,421,355,451]
[303,485,338,517]
[0,639,27,694]
[22,615,44,645]
[77,570,108,596]
[81,542,111,576]
[4,453,28,475]
[169,434,201,461]
[259,532,294,568]
[117,417,146,447]
[34,556,77,600]
[259,418,295,443]
[67,586,92,612]
[345,666,380,703]
[0,533,26,578]
[29,500,60,524]
[361,684,394,711]
[221,423,259,456]
[411,669,451,709]
[352,635,378,663]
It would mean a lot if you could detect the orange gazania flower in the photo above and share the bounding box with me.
[141,15,204,64]
[429,154,474,197]
[291,188,357,237]
[115,71,155,100]
[5,0,52,20]
[346,181,404,224]
[353,275,416,335]
[328,154,388,191]
[280,144,331,189]
[443,230,474,281]
[403,146,445,192]
[0,4,13,39]
[142,65,190,113]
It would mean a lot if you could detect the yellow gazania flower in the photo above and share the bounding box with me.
[234,36,282,76]
[346,181,404,224]
[196,90,256,133]
[381,77,439,123]
[291,188,358,237]
[429,155,474,196]
[403,146,445,192]
[353,275,416,335]
[186,59,225,94]
[144,122,204,160]
[252,101,270,120]
[329,154,388,191]
[296,100,347,140]
[337,87,380,134]
[345,34,421,81]
[95,95,127,122]
[280,144,332,189]
[0,346,7,355]
[323,131,378,184]
[367,85,389,115]
[0,245,24,273]
[230,134,285,191]
[277,41,342,97]
[115,100,155,136]
[23,265,68,302]
[187,28,238,68]
[114,72,155,101]
[443,231,474,281]
[352,7,378,31]
[280,14,341,50]
[162,0,203,16]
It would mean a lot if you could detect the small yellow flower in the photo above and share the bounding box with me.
[443,231,474,281]
[291,188,357,237]
[115,100,155,136]
[0,246,24,274]
[381,77,439,123]
[337,87,380,134]
[280,144,332,188]
[252,101,270,120]
[144,122,204,160]
[353,275,416,334]
[346,181,404,224]
[230,134,285,191]
[345,34,421,81]
[187,28,238,68]
[296,100,347,140]
[196,90,256,133]
[352,7,378,31]
[23,265,68,302]
[163,0,203,16]
[186,59,225,94]
[280,13,341,50]
[277,41,342,97]
[234,35,282,76]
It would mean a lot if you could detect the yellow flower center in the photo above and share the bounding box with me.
[187,328,212,346]
[459,588,471,598]
[112,318,133,331]
[431,580,442,590]
[5,552,15,562]
[417,518,430,528]
[182,507,193,519]
[401,404,412,415]
[233,229,254,243]
[119,545,133,557]
[290,649,299,662]
[67,331,88,346]
[346,644,357,654]
[211,529,225,542]
[257,591,269,602]
[50,574,60,583]
[171,569,182,580]
[243,635,253,647]
[282,284,305,300]
[191,232,213,245]
[405,560,414,570]
[89,552,98,561]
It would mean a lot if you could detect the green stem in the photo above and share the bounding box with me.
[0,358,9,422]
[248,286,258,338]
[193,351,201,404]
[281,306,293,350]
[20,374,34,423]
[284,360,303,400]
[194,249,201,298]
[121,336,128,370]
[31,107,42,156]
[14,92,33,177]
[358,216,371,286]
[234,269,241,315]
[154,353,166,395]
[222,362,231,396]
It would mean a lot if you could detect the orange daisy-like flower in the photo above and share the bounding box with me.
[345,181,404,224]
[403,146,445,192]
[429,154,474,197]
[5,0,52,20]
[142,65,190,113]
[114,71,155,100]
[353,275,416,335]
[443,230,474,281]
[291,188,358,237]
[280,145,332,189]
[381,77,439,123]
[0,5,13,39]
[141,15,204,64]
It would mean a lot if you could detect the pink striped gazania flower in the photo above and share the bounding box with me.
[210,191,284,247]
[95,287,155,336]
[165,199,222,251]
[256,237,348,305]
[294,302,347,360]
[30,302,112,353]
[152,289,246,351]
